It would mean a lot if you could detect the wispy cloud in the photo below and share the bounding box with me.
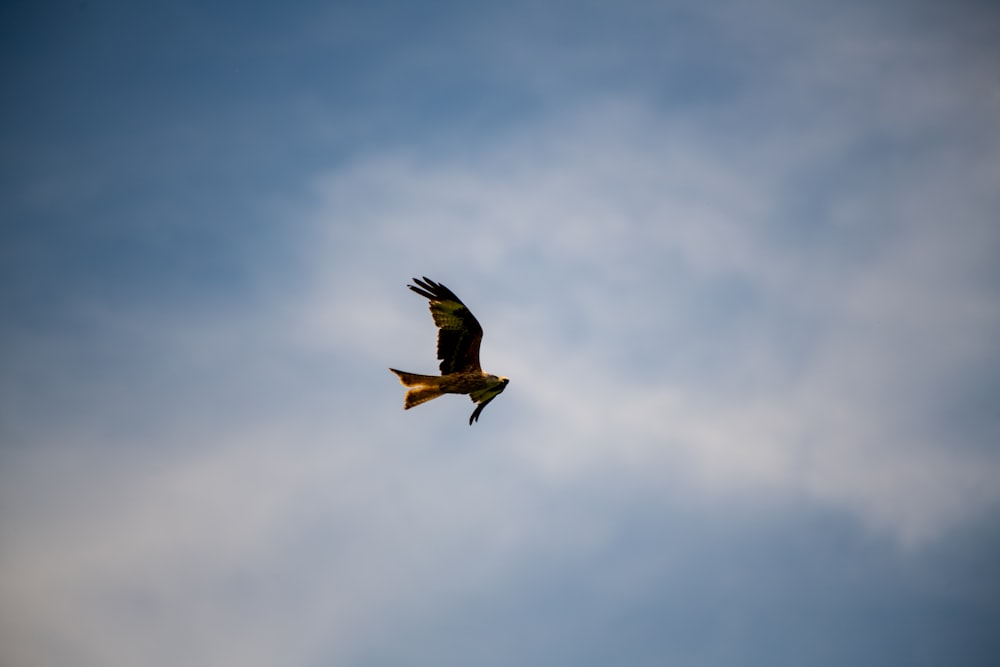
[290,87,999,544]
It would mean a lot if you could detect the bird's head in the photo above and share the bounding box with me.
[486,375,510,391]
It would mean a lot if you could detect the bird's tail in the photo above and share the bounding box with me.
[389,369,445,409]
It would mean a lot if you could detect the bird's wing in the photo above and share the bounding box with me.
[467,379,508,424]
[469,394,498,424]
[408,277,484,374]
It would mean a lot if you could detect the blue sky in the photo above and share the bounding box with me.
[2,0,1000,665]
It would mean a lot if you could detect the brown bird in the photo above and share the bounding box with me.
[390,277,509,424]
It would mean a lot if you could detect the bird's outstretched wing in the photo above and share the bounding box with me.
[468,383,507,424]
[408,277,484,374]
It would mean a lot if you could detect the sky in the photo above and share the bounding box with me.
[2,0,1000,665]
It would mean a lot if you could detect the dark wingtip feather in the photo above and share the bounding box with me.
[407,277,463,304]
[468,395,497,425]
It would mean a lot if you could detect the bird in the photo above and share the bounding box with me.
[390,277,509,425]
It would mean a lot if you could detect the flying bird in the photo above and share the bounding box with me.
[390,277,509,425]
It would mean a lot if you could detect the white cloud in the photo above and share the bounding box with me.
[289,85,1000,547]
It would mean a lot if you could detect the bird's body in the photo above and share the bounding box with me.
[390,277,509,424]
